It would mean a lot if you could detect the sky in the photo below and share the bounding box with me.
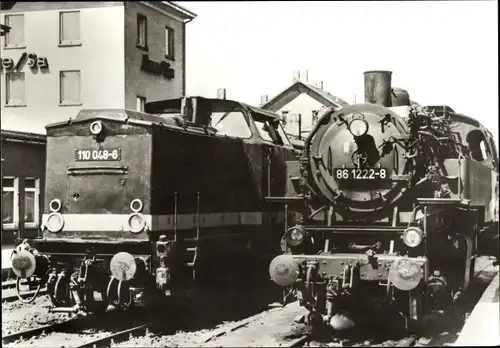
[177,1,499,142]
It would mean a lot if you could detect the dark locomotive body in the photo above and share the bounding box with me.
[10,97,297,313]
[267,71,499,331]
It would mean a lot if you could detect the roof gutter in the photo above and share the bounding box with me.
[162,1,197,20]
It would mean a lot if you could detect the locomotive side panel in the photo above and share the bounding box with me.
[150,128,262,217]
[460,159,494,209]
[149,125,273,277]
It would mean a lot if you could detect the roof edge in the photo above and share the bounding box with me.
[161,1,197,20]
[1,129,47,142]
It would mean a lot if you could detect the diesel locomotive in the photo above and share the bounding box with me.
[10,96,298,313]
[267,71,499,331]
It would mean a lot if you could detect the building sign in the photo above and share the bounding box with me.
[0,52,49,71]
[140,54,174,80]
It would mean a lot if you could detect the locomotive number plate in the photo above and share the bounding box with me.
[334,168,388,180]
[75,148,122,162]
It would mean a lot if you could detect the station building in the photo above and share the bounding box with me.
[260,70,350,140]
[0,1,196,243]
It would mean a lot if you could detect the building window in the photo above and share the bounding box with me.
[137,14,147,50]
[136,96,146,112]
[24,178,40,227]
[2,177,19,229]
[5,72,26,106]
[59,11,81,46]
[165,26,174,60]
[4,14,25,48]
[59,70,81,105]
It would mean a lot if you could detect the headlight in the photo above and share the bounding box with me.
[402,227,424,248]
[128,213,146,233]
[348,118,369,137]
[46,212,64,233]
[90,121,103,135]
[49,199,62,212]
[285,226,305,247]
[130,199,143,213]
[110,252,137,281]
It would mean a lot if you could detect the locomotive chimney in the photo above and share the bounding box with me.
[363,70,393,107]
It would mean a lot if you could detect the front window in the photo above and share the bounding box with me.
[136,96,146,112]
[165,26,174,59]
[2,177,18,228]
[24,178,39,226]
[59,11,81,46]
[209,111,252,139]
[4,14,24,48]
[5,72,26,106]
[137,14,147,49]
[59,70,81,105]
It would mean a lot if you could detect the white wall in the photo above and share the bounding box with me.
[0,4,125,134]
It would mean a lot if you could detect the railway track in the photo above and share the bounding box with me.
[2,279,17,290]
[3,261,496,347]
[1,278,48,303]
[290,334,419,347]
[1,289,48,303]
[2,307,148,348]
[182,301,421,348]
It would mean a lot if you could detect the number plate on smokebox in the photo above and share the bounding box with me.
[75,148,122,162]
[334,168,388,180]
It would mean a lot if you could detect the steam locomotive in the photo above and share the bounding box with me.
[267,71,499,331]
[9,97,297,313]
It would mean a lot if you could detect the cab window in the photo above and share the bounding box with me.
[467,129,490,162]
[252,112,292,146]
[254,119,274,142]
[276,122,292,147]
[209,111,252,139]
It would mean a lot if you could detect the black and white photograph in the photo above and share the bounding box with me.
[1,1,498,347]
